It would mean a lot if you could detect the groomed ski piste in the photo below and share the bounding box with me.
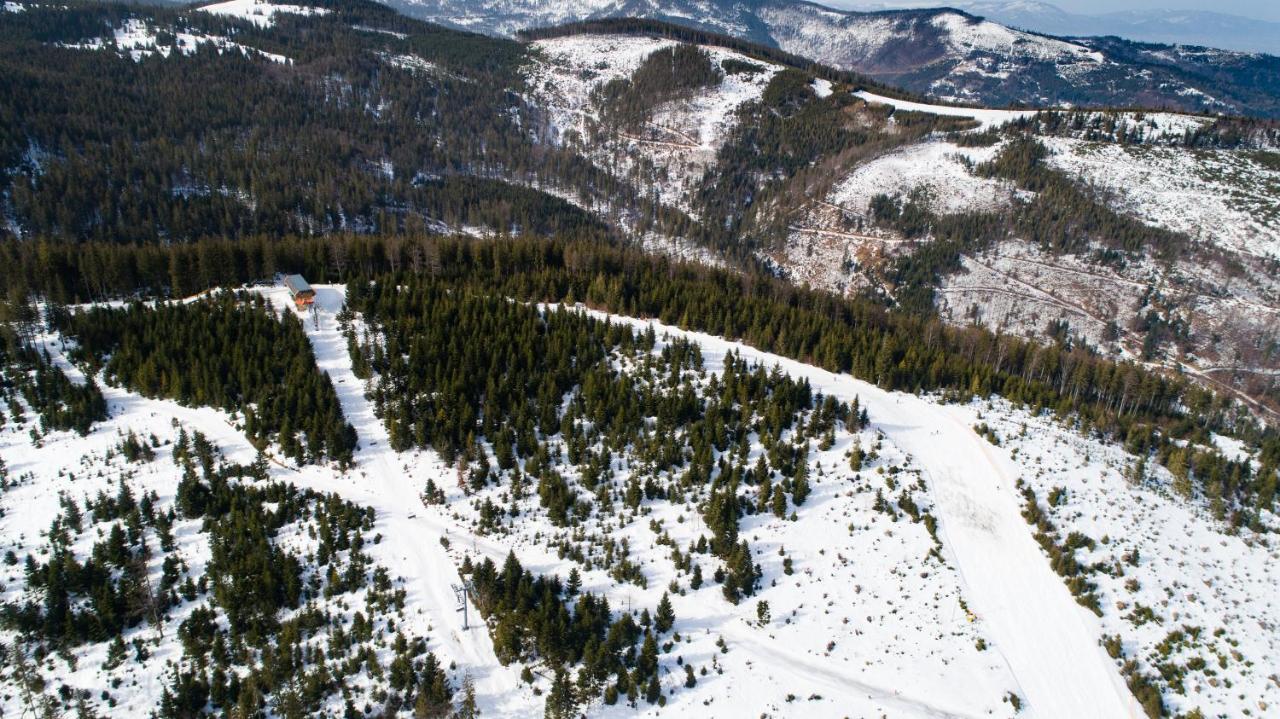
[3,283,1277,717]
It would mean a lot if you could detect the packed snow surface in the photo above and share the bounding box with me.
[198,0,330,28]
[855,90,1036,128]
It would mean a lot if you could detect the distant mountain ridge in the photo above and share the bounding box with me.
[384,0,1280,117]
[947,1,1280,56]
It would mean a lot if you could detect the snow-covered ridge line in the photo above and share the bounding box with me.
[56,17,290,64]
[854,90,1036,129]
[198,0,329,28]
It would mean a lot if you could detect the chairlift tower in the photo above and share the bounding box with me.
[452,580,476,630]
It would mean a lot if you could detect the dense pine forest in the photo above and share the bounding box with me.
[0,229,1271,513]
[346,252,1274,516]
[593,45,725,132]
[0,0,621,244]
[55,294,355,465]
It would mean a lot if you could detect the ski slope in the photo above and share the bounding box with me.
[570,306,1144,719]
[223,288,1143,716]
[5,285,1192,717]
[255,286,531,716]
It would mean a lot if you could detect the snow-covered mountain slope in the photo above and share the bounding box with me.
[1042,138,1280,259]
[524,33,783,217]
[829,139,1013,217]
[974,397,1280,718]
[198,0,331,28]
[948,1,1280,57]
[509,32,1280,414]
[54,14,290,63]
[570,308,1142,718]
[748,87,1280,418]
[4,285,1276,717]
[382,0,1280,118]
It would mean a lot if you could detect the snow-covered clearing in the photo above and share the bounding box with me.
[525,35,782,216]
[930,12,1104,65]
[197,0,329,28]
[526,34,678,144]
[1052,111,1212,145]
[566,307,1143,718]
[1044,138,1280,258]
[0,344,230,715]
[829,140,1015,215]
[854,90,1037,129]
[57,17,289,63]
[936,239,1280,378]
[0,301,534,716]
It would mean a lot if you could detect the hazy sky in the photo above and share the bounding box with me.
[833,1,1280,22]
[1050,0,1279,20]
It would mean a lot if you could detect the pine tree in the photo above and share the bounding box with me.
[757,476,772,513]
[791,462,810,506]
[645,673,661,704]
[453,675,479,719]
[849,440,865,471]
[415,654,452,718]
[638,631,659,679]
[654,592,675,634]
[544,669,577,719]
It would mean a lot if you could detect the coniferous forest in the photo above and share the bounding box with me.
[1,1,1279,717]
[56,294,356,466]
[0,229,1271,513]
[0,326,107,437]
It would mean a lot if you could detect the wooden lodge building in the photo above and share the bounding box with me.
[284,274,315,310]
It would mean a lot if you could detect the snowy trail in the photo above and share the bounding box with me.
[269,287,526,717]
[571,307,1143,719]
[719,623,980,719]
